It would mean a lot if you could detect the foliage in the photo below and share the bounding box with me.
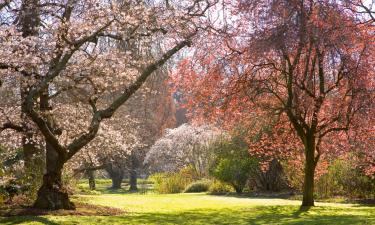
[315,159,375,199]
[145,124,220,176]
[283,157,375,199]
[174,0,375,205]
[282,160,305,192]
[210,133,258,193]
[0,147,43,203]
[208,180,234,194]
[184,180,212,193]
[150,170,192,194]
[0,0,216,209]
[249,159,289,192]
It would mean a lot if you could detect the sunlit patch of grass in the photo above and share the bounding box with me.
[1,192,374,225]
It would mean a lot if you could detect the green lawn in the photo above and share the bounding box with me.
[1,181,374,225]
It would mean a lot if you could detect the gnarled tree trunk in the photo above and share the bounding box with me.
[33,143,74,210]
[33,88,73,210]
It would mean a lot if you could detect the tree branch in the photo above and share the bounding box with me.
[66,38,192,160]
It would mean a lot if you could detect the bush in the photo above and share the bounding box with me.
[315,159,375,199]
[150,171,191,194]
[210,134,258,194]
[179,165,201,180]
[184,180,212,193]
[208,180,234,194]
[283,157,375,199]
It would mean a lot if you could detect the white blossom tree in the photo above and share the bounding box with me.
[145,124,220,177]
[0,0,217,209]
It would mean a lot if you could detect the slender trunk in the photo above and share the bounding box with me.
[87,170,96,190]
[33,142,74,210]
[302,138,316,206]
[128,153,138,192]
[233,184,243,194]
[129,169,138,192]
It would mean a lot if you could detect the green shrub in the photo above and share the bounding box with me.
[150,171,191,194]
[283,157,375,200]
[315,159,375,199]
[210,133,258,194]
[184,180,212,193]
[208,180,234,194]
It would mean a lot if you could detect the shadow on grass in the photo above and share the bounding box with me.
[0,216,60,225]
[124,206,374,225]
[2,205,373,225]
[292,206,312,217]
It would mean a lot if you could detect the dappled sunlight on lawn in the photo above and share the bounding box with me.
[1,193,374,224]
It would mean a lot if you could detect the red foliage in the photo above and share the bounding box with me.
[173,0,375,178]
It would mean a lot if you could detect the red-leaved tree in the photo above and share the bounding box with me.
[174,0,375,206]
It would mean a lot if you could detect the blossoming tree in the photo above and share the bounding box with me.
[145,124,220,177]
[0,0,217,209]
[174,0,374,206]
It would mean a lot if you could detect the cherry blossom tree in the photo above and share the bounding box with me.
[0,0,217,209]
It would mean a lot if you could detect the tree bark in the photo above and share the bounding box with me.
[233,185,243,194]
[129,169,138,192]
[33,87,74,209]
[302,138,316,206]
[33,142,75,210]
[128,153,138,192]
[87,170,96,190]
[111,176,123,189]
[19,0,42,178]
[106,164,124,189]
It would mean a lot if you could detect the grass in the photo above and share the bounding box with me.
[1,180,374,225]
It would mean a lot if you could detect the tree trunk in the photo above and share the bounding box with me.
[33,89,73,210]
[128,153,138,192]
[234,184,243,194]
[111,176,122,189]
[33,143,75,210]
[129,169,138,192]
[19,0,43,181]
[87,170,96,190]
[106,164,124,189]
[302,140,316,207]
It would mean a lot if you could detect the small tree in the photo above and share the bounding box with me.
[145,124,220,177]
